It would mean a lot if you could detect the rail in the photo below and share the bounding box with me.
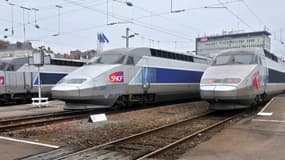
[51,111,242,160]
[0,110,92,132]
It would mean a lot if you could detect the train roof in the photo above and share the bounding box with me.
[102,47,210,59]
[99,47,211,64]
[101,47,150,56]
[217,48,264,56]
[0,56,85,71]
[217,48,282,63]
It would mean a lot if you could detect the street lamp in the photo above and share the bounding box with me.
[122,27,138,48]
[8,3,15,35]
[20,6,31,42]
[107,21,133,25]
[170,0,185,13]
[112,0,133,6]
[3,28,8,39]
[204,6,227,9]
[31,8,40,29]
[107,0,133,25]
[55,5,63,35]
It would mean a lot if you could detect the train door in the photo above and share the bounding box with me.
[7,71,17,93]
[140,59,156,104]
[141,65,151,94]
[23,72,33,90]
[260,55,268,94]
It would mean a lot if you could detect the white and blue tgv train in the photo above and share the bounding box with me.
[0,56,84,103]
[52,47,211,110]
[200,48,285,110]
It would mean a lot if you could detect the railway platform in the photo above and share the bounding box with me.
[0,101,63,159]
[179,95,285,160]
[0,100,64,119]
[0,136,58,160]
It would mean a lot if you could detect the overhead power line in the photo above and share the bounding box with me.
[64,0,195,41]
[130,0,242,22]
[217,0,254,30]
[241,0,264,25]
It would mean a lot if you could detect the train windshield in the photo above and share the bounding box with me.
[0,61,8,70]
[215,54,257,65]
[64,78,87,84]
[89,55,125,64]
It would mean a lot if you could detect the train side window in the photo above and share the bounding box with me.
[126,56,134,65]
[6,64,15,71]
[0,62,7,70]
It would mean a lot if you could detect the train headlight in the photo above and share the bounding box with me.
[223,78,241,84]
[201,79,223,84]
[201,79,215,84]
[201,78,241,85]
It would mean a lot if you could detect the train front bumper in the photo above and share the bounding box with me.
[200,85,239,100]
[51,86,81,99]
[200,85,257,101]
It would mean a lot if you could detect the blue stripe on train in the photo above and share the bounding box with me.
[34,73,67,85]
[132,67,203,84]
[268,68,285,83]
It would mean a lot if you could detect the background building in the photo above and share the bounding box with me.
[196,31,271,57]
[0,41,34,57]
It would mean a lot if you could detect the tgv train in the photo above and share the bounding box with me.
[200,48,285,110]
[52,47,211,110]
[0,56,84,103]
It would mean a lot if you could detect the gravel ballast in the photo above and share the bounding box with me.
[3,101,209,149]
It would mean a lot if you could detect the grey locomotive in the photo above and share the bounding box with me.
[52,47,211,110]
[200,48,285,110]
[0,56,83,104]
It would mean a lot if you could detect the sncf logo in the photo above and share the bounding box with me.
[0,76,4,85]
[109,71,124,83]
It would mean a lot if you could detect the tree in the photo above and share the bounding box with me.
[0,40,10,49]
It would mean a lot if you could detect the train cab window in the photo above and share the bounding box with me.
[215,54,257,65]
[234,55,254,64]
[126,56,134,65]
[0,61,7,70]
[64,78,87,84]
[6,64,15,71]
[215,55,231,65]
[91,55,125,64]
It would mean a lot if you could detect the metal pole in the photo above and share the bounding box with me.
[20,6,31,42]
[38,66,41,103]
[22,8,26,42]
[106,0,109,25]
[171,0,173,12]
[56,5,63,35]
[58,7,60,34]
[126,27,130,48]
[9,3,15,35]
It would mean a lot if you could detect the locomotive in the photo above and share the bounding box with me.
[52,47,211,110]
[200,48,285,110]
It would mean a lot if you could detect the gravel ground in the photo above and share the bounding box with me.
[155,114,245,160]
[2,101,209,149]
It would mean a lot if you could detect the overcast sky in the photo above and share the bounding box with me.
[0,0,285,57]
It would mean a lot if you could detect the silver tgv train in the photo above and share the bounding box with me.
[200,48,285,110]
[52,47,211,110]
[0,56,83,103]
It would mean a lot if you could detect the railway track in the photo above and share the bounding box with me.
[25,111,242,160]
[0,101,199,133]
[0,110,93,132]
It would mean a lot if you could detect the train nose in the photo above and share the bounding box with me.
[200,85,238,100]
[52,85,80,99]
